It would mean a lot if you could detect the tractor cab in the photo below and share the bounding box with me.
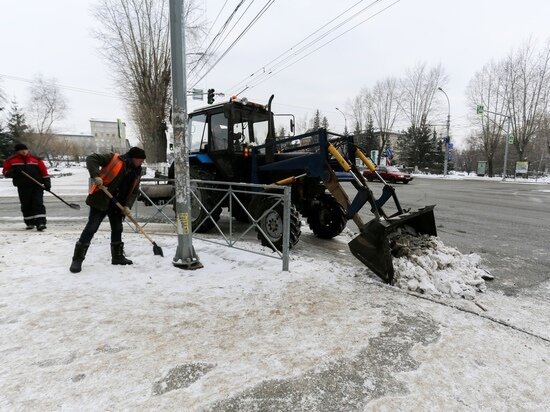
[188,96,275,182]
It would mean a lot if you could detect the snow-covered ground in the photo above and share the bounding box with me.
[412,170,550,184]
[1,167,549,410]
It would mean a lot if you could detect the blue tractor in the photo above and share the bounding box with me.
[152,95,436,283]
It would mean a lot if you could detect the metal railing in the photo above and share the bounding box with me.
[134,179,292,271]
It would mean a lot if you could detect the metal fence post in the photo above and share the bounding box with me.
[282,185,290,271]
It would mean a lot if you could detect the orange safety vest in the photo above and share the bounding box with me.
[89,153,124,195]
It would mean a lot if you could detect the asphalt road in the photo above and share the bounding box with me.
[353,177,550,295]
[1,176,549,409]
[1,176,548,295]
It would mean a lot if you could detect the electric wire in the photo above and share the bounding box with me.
[225,0,370,93]
[239,0,401,94]
[227,0,381,94]
[189,0,276,89]
[205,0,231,40]
[0,73,119,99]
[187,0,248,80]
[188,0,259,85]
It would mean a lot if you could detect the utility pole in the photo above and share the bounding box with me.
[438,87,450,177]
[503,115,511,181]
[335,107,348,135]
[169,0,202,269]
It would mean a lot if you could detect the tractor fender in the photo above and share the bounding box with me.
[189,153,214,164]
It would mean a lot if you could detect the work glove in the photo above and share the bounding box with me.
[122,206,131,216]
[43,178,51,191]
[93,176,103,186]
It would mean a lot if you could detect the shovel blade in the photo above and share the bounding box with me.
[348,205,436,283]
[153,243,164,257]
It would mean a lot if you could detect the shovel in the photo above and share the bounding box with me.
[21,170,80,210]
[98,185,164,257]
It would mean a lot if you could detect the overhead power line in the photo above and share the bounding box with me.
[226,0,377,93]
[231,0,401,95]
[0,73,120,99]
[189,0,275,89]
[187,0,248,80]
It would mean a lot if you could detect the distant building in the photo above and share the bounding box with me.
[53,119,130,157]
[55,133,95,152]
[90,119,129,153]
[373,130,404,151]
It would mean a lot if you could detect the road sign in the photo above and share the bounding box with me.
[386,147,393,158]
[192,89,203,100]
[515,161,528,174]
[476,105,484,115]
[448,143,453,150]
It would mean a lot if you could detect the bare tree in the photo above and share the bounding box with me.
[27,75,68,161]
[93,0,205,163]
[347,89,370,133]
[401,62,447,128]
[504,40,550,161]
[531,113,550,174]
[466,60,508,176]
[0,80,6,111]
[369,77,402,164]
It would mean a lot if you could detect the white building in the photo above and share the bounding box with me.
[90,119,129,153]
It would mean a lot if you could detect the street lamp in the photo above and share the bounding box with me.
[335,107,348,135]
[437,87,451,177]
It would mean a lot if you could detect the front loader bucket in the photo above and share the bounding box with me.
[348,206,437,283]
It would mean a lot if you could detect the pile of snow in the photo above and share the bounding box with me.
[391,234,489,300]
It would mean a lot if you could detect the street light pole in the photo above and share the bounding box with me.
[438,87,450,177]
[335,107,348,135]
[503,115,511,181]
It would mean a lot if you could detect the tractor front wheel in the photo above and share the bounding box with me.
[307,193,347,239]
[252,195,301,251]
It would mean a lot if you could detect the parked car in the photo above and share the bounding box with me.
[363,165,413,184]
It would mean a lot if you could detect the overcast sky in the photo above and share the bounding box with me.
[1,0,550,148]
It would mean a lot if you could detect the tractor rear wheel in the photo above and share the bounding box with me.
[252,195,301,251]
[307,193,347,239]
[189,168,222,233]
[230,194,252,223]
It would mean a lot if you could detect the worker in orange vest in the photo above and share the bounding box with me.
[70,147,146,273]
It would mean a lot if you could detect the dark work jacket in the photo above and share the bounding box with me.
[85,152,142,211]
[2,152,50,188]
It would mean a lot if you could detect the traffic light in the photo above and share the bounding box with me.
[207,88,215,104]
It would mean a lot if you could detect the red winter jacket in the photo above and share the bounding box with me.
[2,152,51,189]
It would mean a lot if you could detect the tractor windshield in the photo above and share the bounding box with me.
[232,106,271,146]
[189,114,207,152]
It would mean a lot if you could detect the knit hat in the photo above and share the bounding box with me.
[127,147,146,159]
[14,143,28,151]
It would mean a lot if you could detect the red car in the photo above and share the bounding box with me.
[363,165,413,184]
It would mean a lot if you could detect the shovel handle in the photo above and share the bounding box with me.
[20,170,80,210]
[98,184,156,245]
[20,170,46,189]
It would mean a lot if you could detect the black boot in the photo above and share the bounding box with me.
[70,242,90,273]
[111,242,133,265]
